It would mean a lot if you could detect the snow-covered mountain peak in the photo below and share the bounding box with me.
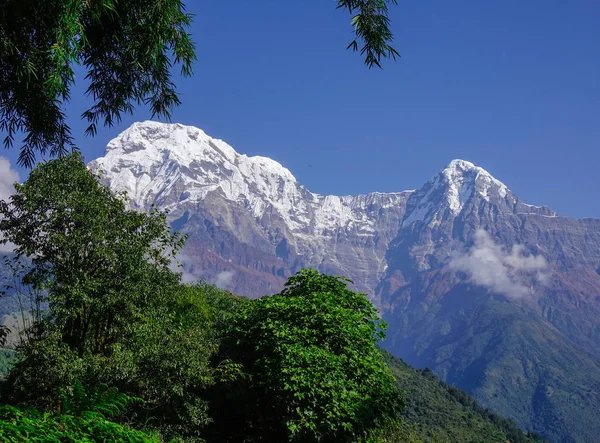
[103,120,296,182]
[443,159,507,194]
[442,159,509,205]
[90,121,304,213]
[402,159,510,227]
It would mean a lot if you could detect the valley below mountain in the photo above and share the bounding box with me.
[89,121,600,442]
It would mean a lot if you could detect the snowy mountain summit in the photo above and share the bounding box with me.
[88,121,551,294]
[402,159,514,227]
[89,121,523,227]
[89,120,300,217]
[89,121,413,293]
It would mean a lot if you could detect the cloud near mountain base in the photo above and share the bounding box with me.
[215,271,234,290]
[449,229,548,298]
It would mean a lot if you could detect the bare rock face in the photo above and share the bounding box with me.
[90,121,600,442]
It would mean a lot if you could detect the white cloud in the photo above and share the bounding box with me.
[169,254,234,289]
[449,229,548,298]
[179,268,199,284]
[215,271,234,290]
[169,252,201,284]
[0,157,20,253]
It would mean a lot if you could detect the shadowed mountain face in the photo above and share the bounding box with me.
[89,121,600,442]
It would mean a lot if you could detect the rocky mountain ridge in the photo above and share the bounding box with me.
[89,121,414,295]
[89,121,555,296]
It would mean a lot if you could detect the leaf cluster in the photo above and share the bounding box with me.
[1,378,156,442]
[337,0,400,68]
[0,0,196,167]
[59,379,141,418]
[0,404,160,442]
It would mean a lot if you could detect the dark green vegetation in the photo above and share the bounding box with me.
[0,405,160,442]
[0,0,398,168]
[337,0,400,68]
[0,154,540,441]
[208,269,402,442]
[0,381,161,442]
[384,285,600,442]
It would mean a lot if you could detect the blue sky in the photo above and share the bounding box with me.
[4,1,600,218]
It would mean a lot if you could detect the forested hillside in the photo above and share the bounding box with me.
[388,355,543,442]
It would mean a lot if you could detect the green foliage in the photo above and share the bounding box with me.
[361,417,424,443]
[59,379,141,418]
[0,153,191,424]
[338,0,400,68]
[0,152,184,360]
[107,282,245,440]
[1,282,244,441]
[0,0,196,167]
[385,354,544,443]
[0,151,247,440]
[210,269,402,442]
[0,405,161,443]
[0,378,160,442]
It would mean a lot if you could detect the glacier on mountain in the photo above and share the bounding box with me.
[89,121,414,238]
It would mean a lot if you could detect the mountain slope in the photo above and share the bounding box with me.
[387,353,542,442]
[89,121,600,442]
[377,161,600,441]
[381,278,600,442]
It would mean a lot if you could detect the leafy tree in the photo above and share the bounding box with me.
[1,0,398,167]
[0,152,185,405]
[0,0,196,167]
[209,269,403,442]
[108,282,245,440]
[0,153,250,439]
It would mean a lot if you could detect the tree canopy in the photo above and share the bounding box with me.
[0,0,399,168]
[0,152,185,360]
[209,269,403,442]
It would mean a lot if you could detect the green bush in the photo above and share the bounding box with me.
[209,269,403,442]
